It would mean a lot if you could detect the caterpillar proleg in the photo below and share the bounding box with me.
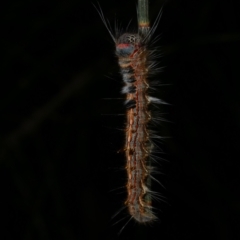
[96,0,164,224]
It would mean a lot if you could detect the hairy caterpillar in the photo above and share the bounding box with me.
[95,0,165,224]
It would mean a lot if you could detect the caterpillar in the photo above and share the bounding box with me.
[95,0,164,224]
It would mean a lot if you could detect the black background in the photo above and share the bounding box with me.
[1,0,240,239]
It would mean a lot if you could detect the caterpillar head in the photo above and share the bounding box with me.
[116,33,141,57]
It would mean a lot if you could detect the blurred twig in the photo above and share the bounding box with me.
[0,69,93,160]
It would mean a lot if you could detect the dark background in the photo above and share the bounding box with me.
[1,0,240,239]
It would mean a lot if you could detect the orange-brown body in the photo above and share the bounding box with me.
[116,34,156,222]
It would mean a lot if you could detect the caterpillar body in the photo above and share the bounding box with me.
[95,2,164,224]
[116,33,157,222]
